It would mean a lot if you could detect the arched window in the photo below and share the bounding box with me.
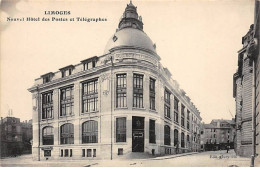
[60,123,74,144]
[181,132,185,148]
[82,120,98,143]
[174,129,179,146]
[42,126,54,145]
[164,125,171,146]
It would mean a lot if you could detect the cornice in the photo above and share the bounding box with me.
[108,46,161,60]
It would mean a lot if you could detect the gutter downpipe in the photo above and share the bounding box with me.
[251,59,256,167]
[110,56,114,160]
[37,86,41,161]
[251,1,259,166]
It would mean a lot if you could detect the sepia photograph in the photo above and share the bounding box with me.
[0,0,259,167]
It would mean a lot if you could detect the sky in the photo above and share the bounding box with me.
[0,0,255,123]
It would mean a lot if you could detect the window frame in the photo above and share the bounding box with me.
[82,120,98,144]
[116,117,126,142]
[149,78,156,111]
[174,97,179,123]
[82,79,98,113]
[116,74,127,108]
[181,104,185,127]
[60,123,74,145]
[42,126,54,145]
[164,89,171,119]
[60,86,74,117]
[164,125,171,146]
[149,119,156,144]
[42,91,53,120]
[133,74,144,108]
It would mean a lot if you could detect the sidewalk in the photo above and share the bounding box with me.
[150,152,198,160]
[0,152,199,167]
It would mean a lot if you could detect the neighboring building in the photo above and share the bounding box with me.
[0,117,32,157]
[254,0,260,166]
[21,119,33,154]
[28,2,202,160]
[200,119,235,151]
[233,24,254,157]
[233,0,259,163]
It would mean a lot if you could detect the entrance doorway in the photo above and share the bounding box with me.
[132,116,144,152]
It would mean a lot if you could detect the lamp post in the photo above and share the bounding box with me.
[110,56,114,160]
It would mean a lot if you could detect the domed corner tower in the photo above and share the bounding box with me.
[103,1,160,61]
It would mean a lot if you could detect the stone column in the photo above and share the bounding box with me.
[32,92,40,161]
[127,71,133,109]
[144,73,149,110]
[53,88,59,146]
[73,82,80,145]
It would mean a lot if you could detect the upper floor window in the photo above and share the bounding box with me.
[82,120,98,143]
[133,74,143,108]
[60,123,74,144]
[149,78,156,110]
[187,110,190,130]
[164,89,171,119]
[60,86,74,117]
[81,56,98,71]
[116,74,127,108]
[41,72,54,84]
[82,79,98,113]
[149,119,156,143]
[84,60,96,70]
[60,65,74,78]
[42,91,53,119]
[42,126,54,145]
[164,125,171,146]
[174,97,179,123]
[116,117,126,142]
[181,104,185,127]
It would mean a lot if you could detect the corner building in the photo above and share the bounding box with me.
[28,2,202,160]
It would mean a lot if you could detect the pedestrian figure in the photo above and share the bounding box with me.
[176,141,179,154]
[226,145,229,153]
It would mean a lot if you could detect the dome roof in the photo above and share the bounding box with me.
[104,28,156,54]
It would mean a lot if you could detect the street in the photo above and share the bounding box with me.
[0,149,251,167]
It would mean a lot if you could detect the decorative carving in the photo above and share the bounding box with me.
[161,96,165,102]
[246,38,258,58]
[32,93,38,99]
[115,54,123,62]
[103,90,110,96]
[114,52,158,66]
[113,35,118,42]
[33,106,37,111]
[100,73,111,83]
[101,56,114,65]
[54,89,58,94]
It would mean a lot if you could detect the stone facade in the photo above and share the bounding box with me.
[28,2,202,161]
[233,1,260,162]
[254,0,260,166]
[200,119,235,151]
[0,117,32,157]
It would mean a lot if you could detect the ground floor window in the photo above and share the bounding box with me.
[44,150,51,157]
[82,148,96,157]
[60,149,72,157]
[87,149,92,157]
[116,117,126,142]
[118,148,123,155]
[165,148,171,154]
[181,132,185,148]
[164,125,171,146]
[149,119,156,144]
